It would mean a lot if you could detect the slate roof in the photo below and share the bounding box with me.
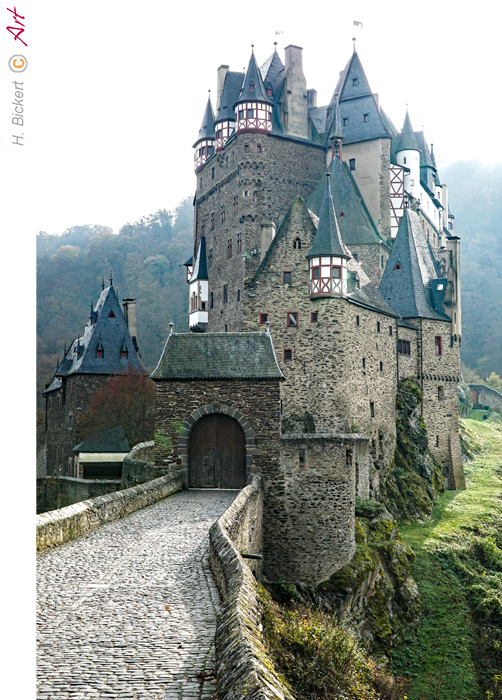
[380,108,400,163]
[44,285,143,391]
[260,49,285,102]
[73,426,130,454]
[191,236,208,282]
[378,210,451,321]
[346,256,398,317]
[396,110,419,153]
[307,173,349,259]
[151,332,284,381]
[194,97,215,146]
[306,156,387,248]
[215,71,244,123]
[235,50,272,106]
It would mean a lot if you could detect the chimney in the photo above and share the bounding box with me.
[260,221,276,263]
[307,89,317,108]
[284,45,308,139]
[122,298,139,354]
[216,65,229,112]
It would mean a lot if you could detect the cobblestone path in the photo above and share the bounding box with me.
[37,489,238,700]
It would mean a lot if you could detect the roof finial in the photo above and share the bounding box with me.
[109,270,113,287]
[265,320,271,336]
[168,321,174,336]
[102,276,105,290]
[352,36,356,51]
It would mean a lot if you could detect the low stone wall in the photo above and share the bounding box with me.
[120,440,170,489]
[209,474,293,700]
[37,473,183,552]
[37,477,123,514]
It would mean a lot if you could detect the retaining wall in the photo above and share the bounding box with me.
[37,473,183,552]
[209,474,294,700]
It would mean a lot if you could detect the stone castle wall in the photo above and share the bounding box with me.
[45,374,110,477]
[195,132,325,332]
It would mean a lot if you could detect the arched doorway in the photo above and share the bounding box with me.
[189,413,247,488]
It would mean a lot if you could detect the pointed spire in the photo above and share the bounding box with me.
[328,94,344,142]
[307,173,349,259]
[102,276,105,290]
[235,48,273,106]
[190,236,208,282]
[194,94,215,144]
[396,108,419,153]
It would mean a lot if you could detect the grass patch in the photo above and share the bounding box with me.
[392,420,502,699]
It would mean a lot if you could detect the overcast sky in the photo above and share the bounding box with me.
[1,0,502,241]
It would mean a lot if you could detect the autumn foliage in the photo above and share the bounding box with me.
[79,368,155,449]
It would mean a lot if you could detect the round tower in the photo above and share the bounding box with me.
[395,108,420,199]
[193,94,215,172]
[234,47,273,134]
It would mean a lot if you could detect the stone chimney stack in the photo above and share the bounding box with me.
[307,89,317,107]
[216,65,229,112]
[284,45,308,139]
[122,298,139,354]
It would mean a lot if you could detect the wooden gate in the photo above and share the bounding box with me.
[189,414,247,488]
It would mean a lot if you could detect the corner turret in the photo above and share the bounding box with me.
[188,236,209,332]
[193,94,215,172]
[395,109,420,198]
[234,48,273,134]
[307,173,350,298]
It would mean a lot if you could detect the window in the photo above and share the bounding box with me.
[260,313,268,324]
[370,401,375,417]
[287,312,299,328]
[284,349,293,362]
[394,262,401,270]
[377,322,381,333]
[436,435,439,447]
[332,267,341,279]
[250,81,255,91]
[257,144,262,153]
[267,88,273,97]
[247,109,253,118]
[293,237,302,250]
[349,158,355,171]
[211,167,215,180]
[233,196,238,215]
[223,284,228,304]
[208,248,212,268]
[363,113,369,122]
[237,231,242,254]
[352,78,358,86]
[201,220,206,235]
[225,324,228,332]
[210,292,214,309]
[356,315,360,326]
[380,361,383,372]
[343,117,349,126]
[299,449,305,466]
[108,311,115,318]
[435,336,442,355]
[210,212,215,230]
[381,255,384,267]
[438,386,445,400]
[283,271,292,284]
[237,289,240,302]
[96,348,103,358]
[227,239,232,259]
[201,302,206,310]
[311,312,318,323]
[221,205,225,223]
[121,349,127,358]
[68,413,73,429]
[239,109,244,119]
[389,325,393,336]
[362,357,366,369]
[244,144,249,153]
[403,157,407,165]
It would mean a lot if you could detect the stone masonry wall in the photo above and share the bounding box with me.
[153,379,281,486]
[37,476,122,514]
[416,318,464,489]
[263,434,369,585]
[120,440,170,488]
[195,132,325,332]
[36,473,182,552]
[349,242,390,288]
[243,197,397,478]
[208,474,294,700]
[45,374,110,477]
[397,324,419,381]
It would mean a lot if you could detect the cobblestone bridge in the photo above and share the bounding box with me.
[37,489,238,700]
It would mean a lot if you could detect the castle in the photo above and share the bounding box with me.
[151,43,465,584]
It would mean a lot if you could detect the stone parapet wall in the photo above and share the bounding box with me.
[121,440,170,488]
[209,474,293,700]
[37,476,122,514]
[37,473,182,552]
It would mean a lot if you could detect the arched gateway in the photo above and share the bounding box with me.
[189,413,246,488]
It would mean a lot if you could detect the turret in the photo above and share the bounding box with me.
[215,70,242,151]
[234,47,273,135]
[193,95,215,172]
[307,173,350,298]
[326,94,344,166]
[188,236,209,332]
[395,109,420,199]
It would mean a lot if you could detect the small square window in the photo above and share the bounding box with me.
[284,349,293,362]
[343,117,349,126]
[363,113,369,122]
[352,78,358,86]
[257,144,262,153]
[311,312,318,323]
[283,271,292,284]
[349,158,356,171]
[287,312,298,328]
[247,109,253,117]
[260,313,268,324]
[244,144,249,153]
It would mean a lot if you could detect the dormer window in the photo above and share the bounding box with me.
[352,78,358,86]
[121,350,127,358]
[97,349,103,358]
[267,88,273,97]
[250,82,255,91]
[343,118,349,126]
[363,114,369,122]
[108,311,115,318]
